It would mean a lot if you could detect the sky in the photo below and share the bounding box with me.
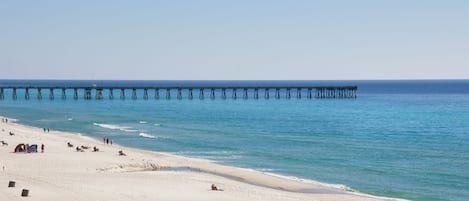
[1,0,468,80]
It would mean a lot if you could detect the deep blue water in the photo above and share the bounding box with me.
[1,80,468,201]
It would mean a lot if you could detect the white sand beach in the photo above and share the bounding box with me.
[0,118,405,201]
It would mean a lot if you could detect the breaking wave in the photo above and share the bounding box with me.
[139,132,157,139]
[93,123,138,132]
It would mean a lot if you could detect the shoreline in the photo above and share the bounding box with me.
[0,116,407,201]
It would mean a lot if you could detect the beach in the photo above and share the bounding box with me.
[0,118,404,201]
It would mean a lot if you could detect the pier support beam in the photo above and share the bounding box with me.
[132,88,137,100]
[286,88,291,99]
[177,88,182,100]
[188,88,193,100]
[73,88,78,100]
[221,88,227,99]
[0,88,3,100]
[38,88,43,100]
[166,88,171,99]
[232,88,237,100]
[143,88,148,100]
[254,88,259,99]
[49,88,54,100]
[12,88,17,100]
[243,88,248,99]
[84,88,92,100]
[109,89,114,100]
[25,88,30,100]
[297,88,301,99]
[210,88,215,100]
[264,88,270,99]
[155,88,160,99]
[96,88,103,99]
[275,88,280,99]
[61,88,66,99]
[307,88,312,99]
[120,88,125,100]
[199,88,205,100]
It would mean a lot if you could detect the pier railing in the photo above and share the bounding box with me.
[0,85,357,100]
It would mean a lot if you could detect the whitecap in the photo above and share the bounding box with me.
[139,132,157,139]
[93,123,134,132]
[139,121,147,124]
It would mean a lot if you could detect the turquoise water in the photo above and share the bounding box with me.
[1,80,469,201]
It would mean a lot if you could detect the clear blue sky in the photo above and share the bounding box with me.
[1,0,468,80]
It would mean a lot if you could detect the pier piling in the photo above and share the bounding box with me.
[25,88,30,100]
[73,88,78,100]
[143,88,148,100]
[49,88,54,100]
[62,88,66,99]
[38,88,42,100]
[132,88,137,100]
[166,88,171,100]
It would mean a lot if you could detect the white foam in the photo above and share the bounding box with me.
[93,123,136,132]
[154,123,161,126]
[139,121,147,124]
[67,118,73,121]
[139,132,157,139]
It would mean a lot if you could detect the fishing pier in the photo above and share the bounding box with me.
[0,82,357,100]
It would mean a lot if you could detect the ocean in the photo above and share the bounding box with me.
[1,80,468,201]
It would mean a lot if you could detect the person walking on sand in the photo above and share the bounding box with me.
[106,138,109,145]
[41,144,44,153]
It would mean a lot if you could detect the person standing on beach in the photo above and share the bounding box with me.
[106,138,109,145]
[41,144,44,153]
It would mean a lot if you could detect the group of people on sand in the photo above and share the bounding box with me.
[67,142,99,152]
[1,118,8,123]
[103,137,113,145]
[211,184,223,191]
[42,128,50,133]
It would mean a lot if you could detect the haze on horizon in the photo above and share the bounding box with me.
[1,1,468,80]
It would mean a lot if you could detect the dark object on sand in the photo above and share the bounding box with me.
[76,146,84,152]
[14,144,26,153]
[8,181,15,187]
[21,189,29,197]
[211,184,224,191]
[27,144,38,153]
[118,150,126,156]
